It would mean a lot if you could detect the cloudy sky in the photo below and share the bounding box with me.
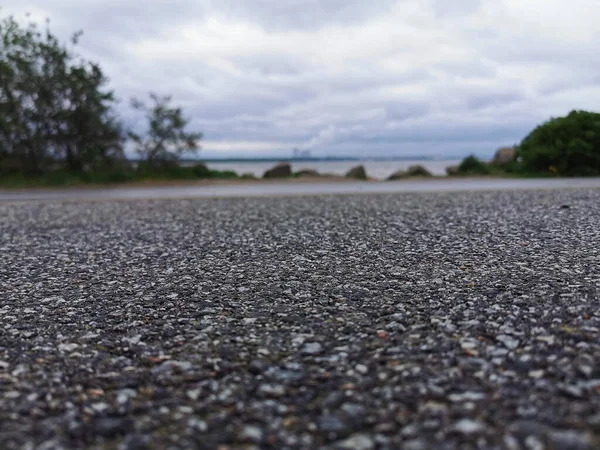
[3,0,600,158]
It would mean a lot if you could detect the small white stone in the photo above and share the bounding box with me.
[355,364,368,374]
[122,335,142,345]
[536,335,556,345]
[117,389,137,404]
[504,434,520,450]
[187,389,202,401]
[524,435,544,450]
[188,418,208,431]
[460,340,478,350]
[337,434,375,450]
[82,333,99,339]
[91,402,109,413]
[496,334,520,350]
[258,384,285,397]
[240,425,263,442]
[453,419,485,435]
[58,343,79,352]
[301,342,323,355]
[449,391,486,402]
[291,335,306,346]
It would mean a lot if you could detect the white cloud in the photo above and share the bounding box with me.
[1,0,599,157]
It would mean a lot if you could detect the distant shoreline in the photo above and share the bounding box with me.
[178,156,448,163]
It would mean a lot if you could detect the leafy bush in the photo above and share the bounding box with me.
[190,163,212,178]
[84,168,135,184]
[516,110,600,176]
[134,162,239,181]
[210,170,238,179]
[457,155,490,175]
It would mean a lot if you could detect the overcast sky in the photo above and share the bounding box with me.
[3,0,600,158]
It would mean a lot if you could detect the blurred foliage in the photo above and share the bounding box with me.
[128,94,202,167]
[457,155,490,175]
[515,110,600,176]
[0,13,125,176]
[0,11,206,186]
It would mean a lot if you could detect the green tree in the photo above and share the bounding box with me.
[0,13,125,175]
[128,93,202,167]
[516,110,600,176]
[57,61,126,172]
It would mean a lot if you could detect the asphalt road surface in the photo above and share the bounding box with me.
[2,177,600,202]
[1,188,599,449]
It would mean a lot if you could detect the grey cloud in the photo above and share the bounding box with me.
[341,119,533,147]
[434,60,497,80]
[2,0,597,157]
[385,103,431,121]
[6,0,396,37]
[232,54,307,77]
[431,0,482,17]
[36,0,209,35]
[537,74,600,96]
[212,0,397,30]
[464,90,526,111]
[474,33,600,70]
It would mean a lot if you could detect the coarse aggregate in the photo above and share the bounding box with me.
[1,188,600,449]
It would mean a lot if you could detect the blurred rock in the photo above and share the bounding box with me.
[493,147,516,166]
[387,170,408,181]
[407,165,433,177]
[446,165,459,176]
[263,162,292,178]
[345,165,367,179]
[296,169,320,177]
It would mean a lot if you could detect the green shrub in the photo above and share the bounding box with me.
[134,162,239,181]
[86,168,135,183]
[191,163,238,179]
[209,170,238,179]
[190,163,212,178]
[516,110,600,176]
[457,155,490,175]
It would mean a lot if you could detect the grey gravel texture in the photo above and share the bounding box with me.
[1,189,600,449]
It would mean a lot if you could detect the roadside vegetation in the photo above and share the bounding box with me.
[454,110,600,177]
[456,155,491,176]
